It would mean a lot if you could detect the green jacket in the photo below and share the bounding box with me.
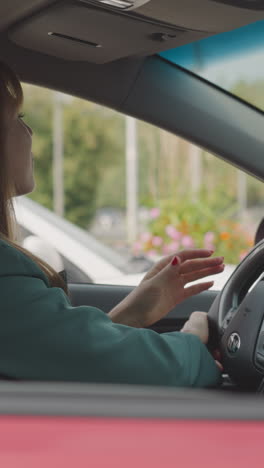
[0,239,221,387]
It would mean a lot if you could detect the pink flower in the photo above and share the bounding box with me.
[152,236,163,247]
[165,225,182,241]
[204,231,215,244]
[166,241,180,253]
[150,208,160,219]
[140,232,152,243]
[239,251,248,262]
[204,243,215,251]
[181,235,195,248]
[146,249,157,257]
[133,241,142,255]
[162,245,171,255]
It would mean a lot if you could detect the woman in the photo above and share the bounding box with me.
[0,61,224,387]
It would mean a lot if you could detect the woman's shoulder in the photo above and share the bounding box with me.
[0,237,49,285]
[0,237,28,260]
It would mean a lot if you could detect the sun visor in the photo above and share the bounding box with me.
[8,0,208,64]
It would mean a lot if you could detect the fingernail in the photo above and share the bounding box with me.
[171,256,179,266]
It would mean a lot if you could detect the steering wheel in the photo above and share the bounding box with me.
[208,239,264,390]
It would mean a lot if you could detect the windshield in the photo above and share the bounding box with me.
[159,20,264,112]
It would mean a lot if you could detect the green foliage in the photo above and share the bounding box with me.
[63,99,124,227]
[23,85,53,210]
[22,86,125,228]
[232,80,264,111]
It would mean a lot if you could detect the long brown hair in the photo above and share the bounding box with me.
[0,61,67,293]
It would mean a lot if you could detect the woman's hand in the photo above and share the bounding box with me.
[108,249,224,328]
[181,311,210,343]
[181,311,223,371]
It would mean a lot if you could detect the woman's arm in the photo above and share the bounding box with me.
[0,275,221,388]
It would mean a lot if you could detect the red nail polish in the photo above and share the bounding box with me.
[171,256,178,266]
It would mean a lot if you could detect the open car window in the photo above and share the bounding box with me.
[18,82,264,288]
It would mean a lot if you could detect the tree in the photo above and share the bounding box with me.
[63,99,125,227]
[23,84,53,209]
[23,85,125,228]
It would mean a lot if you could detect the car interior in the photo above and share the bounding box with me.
[1,0,264,417]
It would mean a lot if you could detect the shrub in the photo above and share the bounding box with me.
[133,190,253,264]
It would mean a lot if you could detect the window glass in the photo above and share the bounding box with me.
[159,20,264,112]
[19,84,263,289]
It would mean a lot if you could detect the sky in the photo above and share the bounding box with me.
[202,48,264,89]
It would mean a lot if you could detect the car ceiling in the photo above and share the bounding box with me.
[1,0,264,64]
[0,1,264,87]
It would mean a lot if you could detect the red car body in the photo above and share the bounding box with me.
[0,417,263,467]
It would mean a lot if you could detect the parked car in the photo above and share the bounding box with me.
[1,0,264,465]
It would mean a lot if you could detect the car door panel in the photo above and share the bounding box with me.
[69,284,217,332]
